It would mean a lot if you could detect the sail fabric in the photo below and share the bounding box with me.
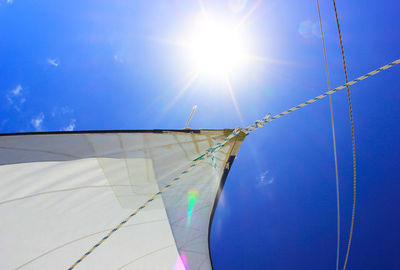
[0,130,244,270]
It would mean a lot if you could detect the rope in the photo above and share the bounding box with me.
[316,1,341,270]
[66,162,195,269]
[264,59,400,123]
[68,58,399,269]
[331,1,356,269]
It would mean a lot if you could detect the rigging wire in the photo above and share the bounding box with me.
[316,1,341,270]
[331,1,356,269]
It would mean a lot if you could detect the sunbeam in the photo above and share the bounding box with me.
[149,1,268,124]
[244,54,298,66]
[163,71,200,113]
[237,0,263,29]
[225,75,245,126]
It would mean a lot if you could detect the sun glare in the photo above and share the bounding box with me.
[190,20,245,76]
[157,2,267,123]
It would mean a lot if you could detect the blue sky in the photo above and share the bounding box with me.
[1,0,399,269]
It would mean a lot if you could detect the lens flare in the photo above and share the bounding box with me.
[174,252,188,270]
[187,189,200,227]
[229,0,248,13]
[298,20,321,38]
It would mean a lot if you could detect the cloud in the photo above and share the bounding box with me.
[47,58,59,67]
[31,113,44,131]
[11,85,22,96]
[6,84,26,111]
[113,54,126,63]
[51,106,73,117]
[257,170,274,187]
[51,106,76,131]
[6,0,13,4]
[1,119,8,128]
[62,119,76,131]
[61,106,73,114]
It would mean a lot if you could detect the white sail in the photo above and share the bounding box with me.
[0,130,244,270]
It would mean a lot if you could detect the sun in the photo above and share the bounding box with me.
[189,20,246,76]
[154,3,265,124]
